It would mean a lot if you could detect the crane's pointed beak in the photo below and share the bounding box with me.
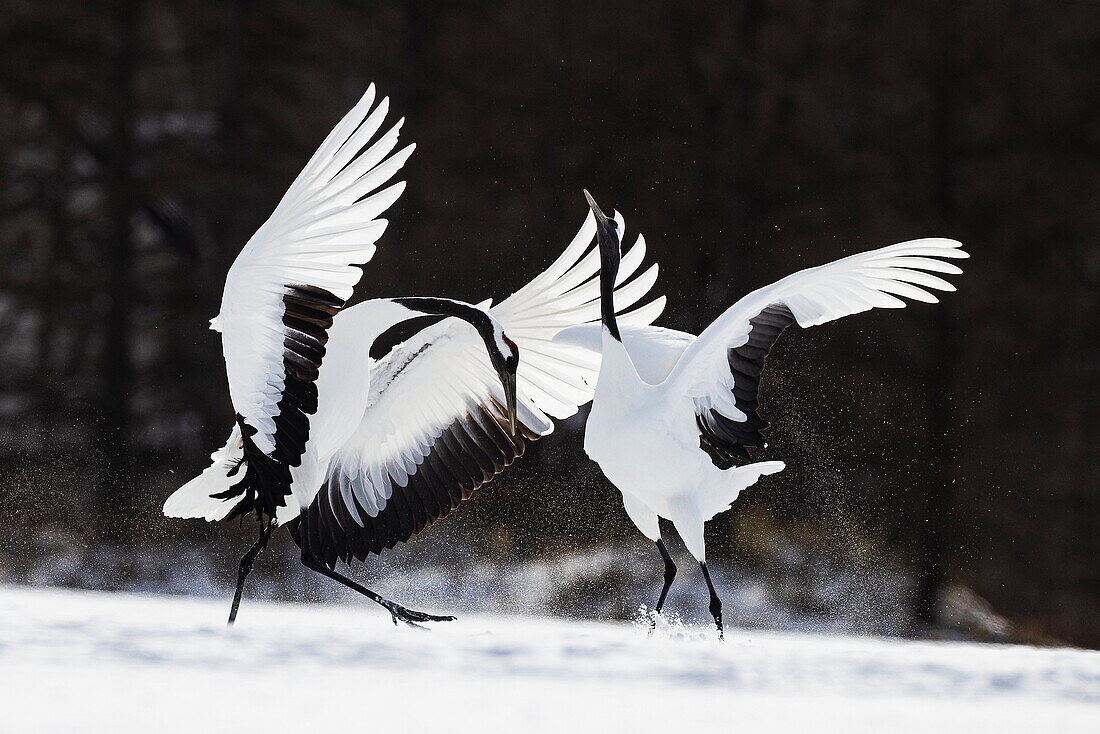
[503,372,518,436]
[584,189,621,265]
[584,189,610,224]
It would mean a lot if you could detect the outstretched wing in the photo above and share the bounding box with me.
[293,212,666,565]
[213,85,414,520]
[660,238,969,467]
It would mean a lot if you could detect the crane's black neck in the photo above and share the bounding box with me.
[390,297,510,372]
[392,297,491,336]
[595,220,622,342]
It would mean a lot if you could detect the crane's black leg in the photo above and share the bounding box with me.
[228,519,277,627]
[699,561,724,640]
[299,548,456,629]
[655,539,678,613]
[647,539,678,631]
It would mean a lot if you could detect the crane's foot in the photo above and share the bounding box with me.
[381,600,457,629]
[646,607,669,634]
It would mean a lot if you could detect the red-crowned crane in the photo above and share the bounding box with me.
[556,192,967,638]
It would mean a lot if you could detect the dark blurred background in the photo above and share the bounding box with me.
[0,1,1096,647]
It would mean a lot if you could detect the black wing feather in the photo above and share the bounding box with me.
[221,284,344,521]
[289,400,540,566]
[697,303,795,469]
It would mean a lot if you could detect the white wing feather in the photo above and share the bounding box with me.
[164,87,412,523]
[217,85,413,454]
[662,238,969,423]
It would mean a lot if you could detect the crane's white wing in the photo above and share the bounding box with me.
[660,238,968,467]
[294,213,666,564]
[207,85,413,520]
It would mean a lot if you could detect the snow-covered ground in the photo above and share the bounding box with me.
[2,585,1097,733]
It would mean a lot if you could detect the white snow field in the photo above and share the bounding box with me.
[1,585,1097,733]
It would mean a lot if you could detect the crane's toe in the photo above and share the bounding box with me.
[382,601,457,628]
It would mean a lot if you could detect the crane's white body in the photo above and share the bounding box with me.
[582,329,784,560]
